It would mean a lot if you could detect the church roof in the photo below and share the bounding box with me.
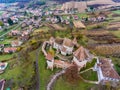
[73,46,90,61]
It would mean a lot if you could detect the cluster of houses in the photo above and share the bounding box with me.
[81,15,106,23]
[0,27,33,54]
[42,37,120,85]
[0,11,25,30]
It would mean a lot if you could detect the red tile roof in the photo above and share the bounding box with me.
[63,38,74,47]
[54,60,73,68]
[61,46,67,52]
[46,53,54,60]
[4,47,17,53]
[73,46,90,61]
[55,38,64,45]
[99,58,120,79]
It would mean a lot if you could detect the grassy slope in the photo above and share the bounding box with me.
[0,54,14,61]
[53,77,94,90]
[39,51,59,90]
[0,49,37,89]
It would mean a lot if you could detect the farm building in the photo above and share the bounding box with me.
[94,58,120,84]
[73,21,86,29]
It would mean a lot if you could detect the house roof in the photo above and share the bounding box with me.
[54,60,73,68]
[61,46,67,52]
[49,37,55,42]
[11,30,20,34]
[63,38,74,47]
[11,40,22,46]
[46,53,54,60]
[4,47,17,52]
[55,38,64,45]
[73,21,86,28]
[98,58,120,79]
[0,79,5,90]
[73,46,90,61]
[72,37,77,44]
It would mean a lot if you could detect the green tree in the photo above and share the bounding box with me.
[8,18,13,25]
[0,21,4,26]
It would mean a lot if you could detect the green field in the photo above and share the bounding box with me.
[53,77,94,90]
[110,30,120,38]
[0,54,14,61]
[0,48,37,89]
[112,10,120,14]
[39,50,59,90]
[0,11,4,15]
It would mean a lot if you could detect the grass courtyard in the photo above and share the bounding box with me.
[80,69,98,81]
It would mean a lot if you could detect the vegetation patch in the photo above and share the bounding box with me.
[80,69,98,81]
[80,58,97,71]
[112,10,120,15]
[53,77,94,90]
[39,51,59,90]
[110,30,120,38]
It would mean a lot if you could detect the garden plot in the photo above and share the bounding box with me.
[91,44,120,56]
[48,24,66,30]
[107,22,120,30]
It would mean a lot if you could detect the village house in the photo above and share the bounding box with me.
[73,21,86,29]
[94,58,120,84]
[61,38,74,55]
[73,46,93,69]
[11,40,23,47]
[0,79,5,90]
[18,35,29,42]
[4,47,17,53]
[0,62,8,73]
[9,30,21,36]
[21,31,29,36]
[73,15,79,20]
[10,16,18,23]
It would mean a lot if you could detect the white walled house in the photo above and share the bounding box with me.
[52,37,75,56]
[11,41,23,47]
[61,38,74,55]
[53,38,63,50]
[46,53,54,71]
[94,58,120,84]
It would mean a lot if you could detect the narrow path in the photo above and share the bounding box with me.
[80,76,99,84]
[35,45,42,90]
[80,67,93,74]
[47,69,65,90]
[56,54,69,61]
